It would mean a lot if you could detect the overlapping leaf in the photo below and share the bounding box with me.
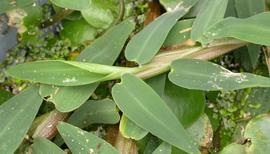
[61,19,97,45]
[50,0,90,10]
[112,74,200,154]
[152,142,171,154]
[125,0,199,65]
[163,79,205,127]
[32,137,65,154]
[81,0,116,29]
[6,60,111,86]
[191,0,228,42]
[58,122,119,154]
[163,19,194,47]
[0,86,42,154]
[202,12,270,45]
[169,59,270,91]
[54,99,120,146]
[119,115,148,140]
[0,0,34,13]
[221,114,270,154]
[234,0,265,71]
[38,19,135,112]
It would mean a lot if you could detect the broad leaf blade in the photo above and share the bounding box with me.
[39,84,97,112]
[159,0,199,11]
[152,142,171,154]
[163,19,194,47]
[112,74,200,154]
[163,79,205,127]
[125,1,198,65]
[203,12,270,46]
[81,0,115,29]
[191,0,228,42]
[6,60,107,86]
[0,86,42,154]
[234,0,265,71]
[244,114,270,153]
[32,137,65,154]
[235,0,265,18]
[221,114,270,154]
[54,99,120,146]
[67,99,120,128]
[50,0,90,10]
[60,19,97,45]
[39,19,135,112]
[169,59,270,91]
[57,122,119,154]
[0,0,34,13]
[119,115,148,140]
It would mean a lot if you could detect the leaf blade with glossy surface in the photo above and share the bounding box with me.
[112,74,200,154]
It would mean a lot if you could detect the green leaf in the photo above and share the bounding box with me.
[163,19,194,47]
[57,122,119,154]
[172,114,213,153]
[39,84,97,112]
[159,0,199,11]
[54,99,120,146]
[244,88,270,116]
[244,114,270,153]
[220,143,245,154]
[191,0,228,42]
[235,0,265,18]
[112,74,200,154]
[152,142,171,154]
[186,114,213,147]
[81,0,115,29]
[32,137,65,154]
[235,45,261,71]
[50,0,90,10]
[221,114,270,154]
[202,12,270,46]
[67,98,120,128]
[146,74,167,96]
[163,79,205,127]
[0,89,12,105]
[169,59,270,91]
[0,86,43,154]
[0,0,34,13]
[119,115,148,140]
[125,1,198,65]
[6,60,109,86]
[61,19,97,45]
[234,0,265,71]
[39,19,135,112]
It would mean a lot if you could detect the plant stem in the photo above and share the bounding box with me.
[32,110,70,140]
[263,46,270,76]
[135,40,247,79]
